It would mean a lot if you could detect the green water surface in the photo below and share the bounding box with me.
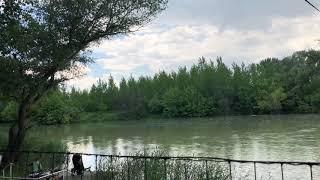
[1,114,320,162]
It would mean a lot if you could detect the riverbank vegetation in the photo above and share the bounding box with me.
[96,151,229,180]
[1,50,320,124]
[0,147,229,180]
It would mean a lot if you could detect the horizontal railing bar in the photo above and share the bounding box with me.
[1,150,320,166]
[1,170,67,180]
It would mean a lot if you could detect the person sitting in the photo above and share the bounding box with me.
[71,153,85,175]
[28,158,44,178]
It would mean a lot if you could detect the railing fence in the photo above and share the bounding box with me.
[0,150,319,180]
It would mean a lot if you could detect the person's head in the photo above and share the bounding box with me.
[33,156,41,162]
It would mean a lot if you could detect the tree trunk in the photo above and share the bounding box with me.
[0,101,30,170]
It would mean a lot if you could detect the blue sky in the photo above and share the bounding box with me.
[67,0,320,89]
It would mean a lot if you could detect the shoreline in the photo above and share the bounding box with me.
[0,113,319,126]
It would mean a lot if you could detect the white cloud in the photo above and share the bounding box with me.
[64,66,97,90]
[66,76,99,91]
[70,14,320,90]
[156,0,313,30]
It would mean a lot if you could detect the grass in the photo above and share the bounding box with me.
[95,151,230,180]
[1,148,230,179]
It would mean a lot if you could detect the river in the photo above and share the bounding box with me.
[1,114,319,161]
[1,114,320,179]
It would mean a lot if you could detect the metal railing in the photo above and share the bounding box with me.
[0,150,319,180]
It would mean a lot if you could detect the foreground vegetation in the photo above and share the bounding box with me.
[96,151,229,180]
[1,50,320,124]
[0,146,229,180]
[0,135,67,177]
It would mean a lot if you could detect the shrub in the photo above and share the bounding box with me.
[0,101,17,122]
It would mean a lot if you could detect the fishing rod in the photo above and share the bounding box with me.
[305,0,320,12]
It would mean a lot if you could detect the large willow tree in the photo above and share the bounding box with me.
[0,0,167,168]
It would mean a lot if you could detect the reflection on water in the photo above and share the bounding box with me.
[1,114,320,162]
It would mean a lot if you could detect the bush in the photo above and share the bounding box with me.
[148,95,164,114]
[33,91,80,125]
[0,101,17,122]
[162,87,216,117]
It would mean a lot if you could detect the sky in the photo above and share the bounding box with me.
[67,0,320,90]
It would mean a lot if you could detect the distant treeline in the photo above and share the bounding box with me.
[1,50,320,124]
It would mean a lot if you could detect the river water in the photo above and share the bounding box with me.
[1,114,320,179]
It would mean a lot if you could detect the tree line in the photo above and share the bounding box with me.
[1,50,320,124]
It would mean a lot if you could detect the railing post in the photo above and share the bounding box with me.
[254,162,257,180]
[95,155,98,180]
[127,157,130,180]
[205,160,209,180]
[310,165,313,180]
[281,163,284,180]
[52,153,55,170]
[25,152,29,177]
[66,153,69,180]
[9,163,13,180]
[110,156,114,179]
[228,161,232,180]
[144,158,147,180]
[164,159,167,180]
[184,161,188,180]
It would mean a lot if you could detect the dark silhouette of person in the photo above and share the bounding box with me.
[71,153,85,175]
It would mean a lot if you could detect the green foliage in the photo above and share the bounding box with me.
[0,0,167,136]
[0,0,168,102]
[48,50,320,119]
[0,101,17,122]
[162,87,215,117]
[0,101,5,112]
[3,50,318,124]
[257,87,287,113]
[148,95,164,114]
[0,0,168,167]
[32,91,80,125]
[96,150,229,180]
[78,112,120,123]
[310,93,320,112]
[52,50,320,122]
[162,87,185,117]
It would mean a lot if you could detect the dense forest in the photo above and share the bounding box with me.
[1,50,320,124]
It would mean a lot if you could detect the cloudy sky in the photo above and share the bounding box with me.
[68,0,320,90]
